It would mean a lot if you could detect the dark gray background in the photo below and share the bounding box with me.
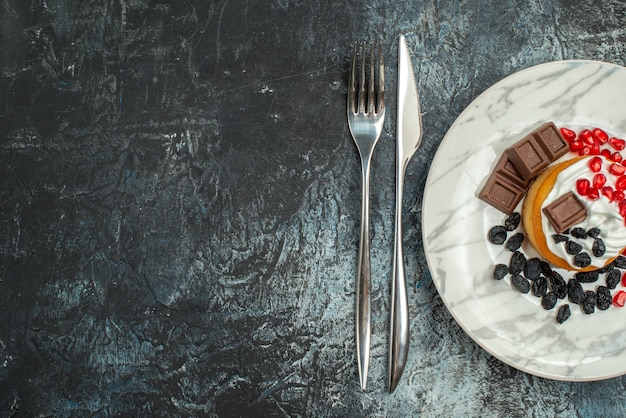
[1,0,625,416]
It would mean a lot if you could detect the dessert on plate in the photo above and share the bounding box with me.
[480,123,626,322]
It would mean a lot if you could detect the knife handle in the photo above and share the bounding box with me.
[389,174,410,393]
[356,158,372,391]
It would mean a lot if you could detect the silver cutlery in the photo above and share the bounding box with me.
[389,35,422,393]
[347,41,385,391]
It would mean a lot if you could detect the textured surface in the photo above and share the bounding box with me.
[1,0,625,416]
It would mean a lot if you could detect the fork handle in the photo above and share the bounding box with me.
[356,158,373,391]
[389,167,410,393]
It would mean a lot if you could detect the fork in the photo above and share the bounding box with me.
[347,41,385,391]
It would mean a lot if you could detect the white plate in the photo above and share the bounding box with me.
[422,60,626,381]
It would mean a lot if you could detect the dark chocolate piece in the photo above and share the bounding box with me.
[479,172,525,214]
[493,153,531,189]
[480,122,571,214]
[534,122,569,161]
[542,192,588,233]
[505,135,550,180]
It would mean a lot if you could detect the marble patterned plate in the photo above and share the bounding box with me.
[422,60,626,381]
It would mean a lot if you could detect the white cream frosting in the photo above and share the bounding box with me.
[541,156,626,269]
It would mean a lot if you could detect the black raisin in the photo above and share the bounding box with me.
[597,286,611,310]
[592,239,606,257]
[511,274,530,293]
[488,225,508,245]
[571,227,588,239]
[509,251,526,275]
[506,232,525,252]
[505,212,521,231]
[568,278,584,304]
[494,264,508,280]
[587,227,601,239]
[606,269,621,289]
[541,292,558,310]
[524,258,542,280]
[540,261,553,276]
[566,240,582,255]
[553,234,569,244]
[549,271,568,299]
[574,252,592,268]
[582,290,596,314]
[556,304,571,324]
[532,277,548,297]
[613,256,626,269]
[575,270,599,283]
[598,263,615,274]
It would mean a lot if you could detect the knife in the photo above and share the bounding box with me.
[389,34,423,393]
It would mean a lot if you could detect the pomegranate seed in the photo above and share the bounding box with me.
[592,128,609,144]
[613,290,626,307]
[591,143,601,155]
[616,176,626,191]
[593,173,606,189]
[602,186,614,200]
[609,137,626,151]
[612,152,623,163]
[579,129,594,146]
[622,272,626,287]
[609,163,626,176]
[601,149,612,159]
[614,190,626,202]
[569,140,583,152]
[588,188,600,200]
[560,127,577,143]
[588,156,603,172]
[579,145,592,156]
[620,204,626,218]
[576,178,591,196]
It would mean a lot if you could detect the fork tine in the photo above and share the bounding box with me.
[377,43,385,114]
[368,44,375,115]
[358,41,366,114]
[348,42,358,114]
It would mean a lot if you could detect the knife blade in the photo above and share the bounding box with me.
[389,34,423,393]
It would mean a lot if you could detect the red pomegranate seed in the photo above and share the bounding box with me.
[620,204,626,218]
[616,176,626,191]
[591,143,601,155]
[588,188,600,200]
[579,145,592,156]
[593,173,606,189]
[612,152,623,163]
[588,156,603,172]
[610,137,626,151]
[601,149,612,159]
[614,290,626,307]
[592,128,609,144]
[602,186,614,200]
[576,178,591,196]
[579,129,594,146]
[560,127,577,143]
[614,190,626,202]
[609,163,626,176]
[569,140,583,152]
